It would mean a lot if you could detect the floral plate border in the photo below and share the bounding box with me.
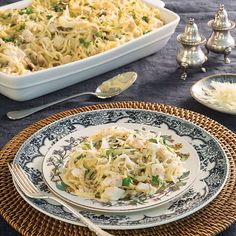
[13,108,229,230]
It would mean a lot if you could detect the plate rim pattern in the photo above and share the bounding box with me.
[12,107,229,230]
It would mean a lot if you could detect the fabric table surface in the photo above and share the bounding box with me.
[0,0,236,235]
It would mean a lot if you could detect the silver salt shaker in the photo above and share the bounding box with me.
[177,18,207,80]
[206,4,235,64]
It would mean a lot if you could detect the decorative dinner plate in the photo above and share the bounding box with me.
[191,73,236,115]
[13,108,229,230]
[42,123,200,213]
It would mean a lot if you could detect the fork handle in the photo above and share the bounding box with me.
[50,195,114,236]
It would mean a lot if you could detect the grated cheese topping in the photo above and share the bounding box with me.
[203,81,236,111]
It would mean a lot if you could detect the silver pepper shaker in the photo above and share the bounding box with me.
[206,4,235,64]
[177,18,207,80]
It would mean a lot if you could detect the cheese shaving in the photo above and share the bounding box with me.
[203,81,236,111]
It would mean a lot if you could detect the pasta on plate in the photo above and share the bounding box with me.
[62,126,189,202]
[0,0,164,75]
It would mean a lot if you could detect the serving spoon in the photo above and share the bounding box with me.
[7,72,137,120]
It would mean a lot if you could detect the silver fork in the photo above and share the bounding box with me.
[8,163,114,236]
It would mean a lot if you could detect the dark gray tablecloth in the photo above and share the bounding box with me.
[0,0,236,235]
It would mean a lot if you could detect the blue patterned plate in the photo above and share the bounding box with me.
[13,109,229,230]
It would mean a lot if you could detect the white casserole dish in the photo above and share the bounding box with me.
[0,0,179,101]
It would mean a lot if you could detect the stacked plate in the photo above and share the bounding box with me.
[13,108,229,230]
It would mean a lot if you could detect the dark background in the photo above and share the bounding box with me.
[0,0,235,235]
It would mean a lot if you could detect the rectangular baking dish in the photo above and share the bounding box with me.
[0,0,179,101]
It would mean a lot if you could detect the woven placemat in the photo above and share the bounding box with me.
[0,101,236,236]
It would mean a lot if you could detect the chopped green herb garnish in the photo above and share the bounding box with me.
[16,25,25,32]
[148,138,157,143]
[142,16,149,23]
[47,15,53,20]
[106,149,114,156]
[162,137,172,151]
[84,143,91,148]
[94,140,102,149]
[122,177,132,187]
[131,9,136,19]
[116,34,122,39]
[79,38,86,43]
[152,175,161,185]
[2,38,14,43]
[2,13,12,19]
[53,1,67,12]
[96,32,103,37]
[134,129,140,134]
[76,154,86,160]
[79,38,90,48]
[84,169,90,177]
[19,6,33,15]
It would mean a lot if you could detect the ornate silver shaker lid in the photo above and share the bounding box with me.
[208,4,235,30]
[177,18,206,45]
[176,18,207,80]
[206,4,235,64]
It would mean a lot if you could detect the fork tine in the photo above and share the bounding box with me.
[8,164,114,236]
[12,164,38,193]
[9,163,37,195]
[13,164,39,193]
[8,163,32,196]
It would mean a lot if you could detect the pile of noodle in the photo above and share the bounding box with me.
[0,0,163,75]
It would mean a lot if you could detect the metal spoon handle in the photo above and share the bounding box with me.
[7,91,96,120]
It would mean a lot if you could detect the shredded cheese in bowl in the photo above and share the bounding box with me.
[0,0,164,75]
[203,81,236,111]
[62,126,189,202]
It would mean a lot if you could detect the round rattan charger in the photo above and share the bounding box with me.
[0,102,236,236]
